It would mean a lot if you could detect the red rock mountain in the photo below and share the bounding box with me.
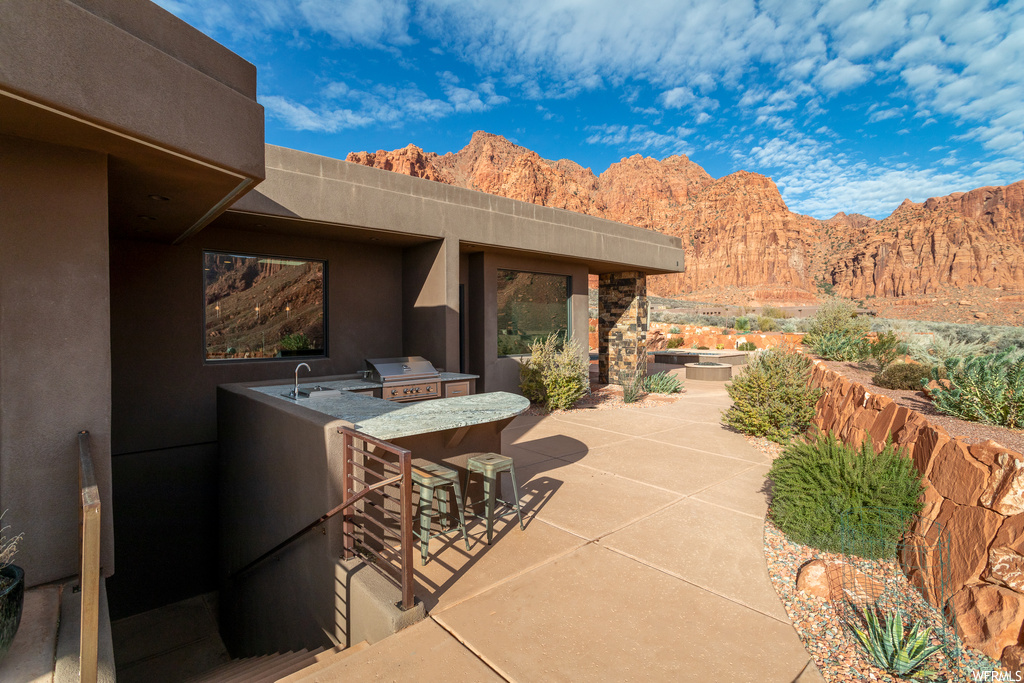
[348,132,1024,323]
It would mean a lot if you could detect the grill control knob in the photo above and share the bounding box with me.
[391,389,397,395]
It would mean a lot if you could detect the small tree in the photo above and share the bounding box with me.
[805,297,870,344]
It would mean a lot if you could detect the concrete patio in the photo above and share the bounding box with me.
[301,378,823,682]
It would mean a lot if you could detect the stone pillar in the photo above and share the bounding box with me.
[598,271,648,385]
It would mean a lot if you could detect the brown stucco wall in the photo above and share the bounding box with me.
[464,250,589,394]
[401,239,458,372]
[0,135,114,586]
[107,226,405,616]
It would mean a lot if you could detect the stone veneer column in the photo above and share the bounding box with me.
[598,271,648,385]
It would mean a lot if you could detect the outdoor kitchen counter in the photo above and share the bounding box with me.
[293,372,479,392]
[250,384,526,441]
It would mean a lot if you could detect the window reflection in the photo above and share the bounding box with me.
[496,269,570,356]
[204,251,326,361]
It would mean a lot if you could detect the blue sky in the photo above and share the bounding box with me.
[157,0,1024,220]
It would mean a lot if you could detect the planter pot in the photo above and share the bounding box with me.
[0,565,24,664]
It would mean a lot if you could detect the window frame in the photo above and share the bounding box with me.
[202,249,329,364]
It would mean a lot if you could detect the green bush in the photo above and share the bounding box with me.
[518,335,590,411]
[805,298,870,345]
[724,348,821,442]
[643,371,683,394]
[737,341,757,352]
[761,305,786,319]
[666,337,684,349]
[669,326,681,334]
[756,315,777,332]
[811,332,870,361]
[696,345,710,350]
[929,352,1024,428]
[768,431,924,557]
[280,333,311,350]
[872,362,935,390]
[734,316,750,331]
[869,330,908,371]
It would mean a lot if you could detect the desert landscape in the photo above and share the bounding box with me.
[349,131,1024,327]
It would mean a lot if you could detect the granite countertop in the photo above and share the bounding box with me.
[287,372,479,392]
[251,384,526,440]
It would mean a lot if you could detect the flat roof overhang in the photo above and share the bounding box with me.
[226,145,685,275]
[0,0,265,243]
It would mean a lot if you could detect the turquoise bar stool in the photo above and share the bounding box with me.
[411,460,470,565]
[464,453,525,544]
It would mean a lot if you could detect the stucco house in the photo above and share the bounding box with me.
[0,0,684,676]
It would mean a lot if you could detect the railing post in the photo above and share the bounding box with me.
[399,449,414,610]
[78,430,100,683]
[342,431,354,560]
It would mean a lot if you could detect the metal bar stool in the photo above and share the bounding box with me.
[464,453,525,544]
[411,460,470,565]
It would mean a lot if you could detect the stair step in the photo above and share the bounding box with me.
[277,642,370,683]
[185,647,326,683]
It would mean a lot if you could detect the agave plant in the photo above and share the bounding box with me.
[847,608,940,680]
[642,371,682,395]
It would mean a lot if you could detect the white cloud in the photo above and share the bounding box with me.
[259,95,372,132]
[815,57,872,92]
[585,124,694,156]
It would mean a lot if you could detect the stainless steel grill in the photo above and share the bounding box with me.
[365,356,441,402]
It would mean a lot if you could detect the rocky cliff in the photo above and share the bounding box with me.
[348,132,1024,323]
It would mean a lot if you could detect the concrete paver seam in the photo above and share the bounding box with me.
[640,435,768,465]
[429,615,515,683]
[597,544,794,627]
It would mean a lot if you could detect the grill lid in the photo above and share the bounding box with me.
[365,356,439,383]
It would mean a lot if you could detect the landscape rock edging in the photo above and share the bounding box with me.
[807,360,1024,672]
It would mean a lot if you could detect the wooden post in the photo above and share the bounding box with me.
[78,431,100,683]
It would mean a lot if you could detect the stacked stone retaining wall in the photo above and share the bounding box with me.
[808,360,1024,667]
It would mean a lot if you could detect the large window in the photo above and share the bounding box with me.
[496,269,571,356]
[204,251,326,361]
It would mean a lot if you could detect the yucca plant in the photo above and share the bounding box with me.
[642,371,682,394]
[847,607,940,680]
[928,352,1024,428]
[908,334,989,365]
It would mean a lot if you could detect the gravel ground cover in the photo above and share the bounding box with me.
[820,359,1024,454]
[746,436,1006,682]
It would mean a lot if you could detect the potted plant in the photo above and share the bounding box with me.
[0,511,24,664]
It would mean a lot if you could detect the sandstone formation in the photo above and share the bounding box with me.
[348,132,1024,324]
[795,559,830,599]
[946,584,1024,660]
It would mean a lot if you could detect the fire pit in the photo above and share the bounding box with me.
[684,362,732,381]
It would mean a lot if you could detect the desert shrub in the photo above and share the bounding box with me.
[805,298,870,344]
[757,315,777,332]
[782,322,797,333]
[621,371,646,403]
[737,341,757,351]
[761,305,787,319]
[767,432,924,557]
[519,334,589,411]
[811,332,870,362]
[734,316,750,331]
[666,337,684,349]
[668,325,681,334]
[872,362,934,390]
[869,330,908,371]
[280,332,311,350]
[930,352,1024,428]
[697,345,710,350]
[724,348,821,442]
[908,334,989,365]
[643,371,683,394]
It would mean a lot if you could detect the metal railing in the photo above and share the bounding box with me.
[230,427,415,610]
[77,430,101,683]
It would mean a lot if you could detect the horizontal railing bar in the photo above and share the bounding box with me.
[340,426,413,458]
[350,447,401,470]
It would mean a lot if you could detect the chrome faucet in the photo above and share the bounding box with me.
[293,363,311,398]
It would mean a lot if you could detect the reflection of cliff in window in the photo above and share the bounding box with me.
[496,269,570,356]
[204,251,326,361]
